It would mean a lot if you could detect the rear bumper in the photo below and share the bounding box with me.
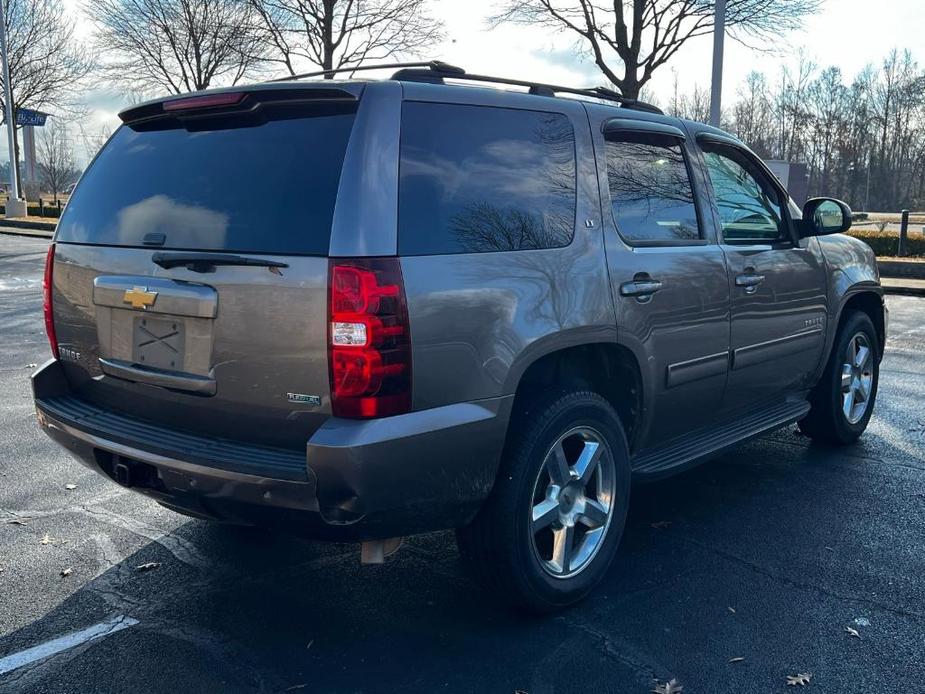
[33,359,512,539]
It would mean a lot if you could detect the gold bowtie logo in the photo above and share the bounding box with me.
[122,286,158,310]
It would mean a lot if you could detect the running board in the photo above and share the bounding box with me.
[631,400,811,480]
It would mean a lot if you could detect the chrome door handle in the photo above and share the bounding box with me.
[620,279,663,297]
[735,273,765,290]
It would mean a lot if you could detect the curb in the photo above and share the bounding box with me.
[883,285,925,297]
[877,259,925,280]
[0,227,54,240]
[0,218,57,232]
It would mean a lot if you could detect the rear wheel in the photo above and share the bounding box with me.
[457,390,631,612]
[799,310,880,445]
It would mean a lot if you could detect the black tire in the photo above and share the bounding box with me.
[456,390,631,613]
[799,310,880,445]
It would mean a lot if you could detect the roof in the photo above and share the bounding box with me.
[121,60,663,120]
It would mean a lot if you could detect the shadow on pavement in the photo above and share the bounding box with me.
[2,425,923,694]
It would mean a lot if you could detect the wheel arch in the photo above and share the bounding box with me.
[810,285,886,388]
[816,234,885,363]
[835,288,886,359]
[836,289,886,359]
[504,341,645,453]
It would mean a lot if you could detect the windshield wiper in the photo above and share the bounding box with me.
[151,252,289,273]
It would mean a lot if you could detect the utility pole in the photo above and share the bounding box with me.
[709,0,726,127]
[0,0,25,218]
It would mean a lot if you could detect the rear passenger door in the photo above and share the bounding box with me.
[695,134,828,412]
[592,112,731,446]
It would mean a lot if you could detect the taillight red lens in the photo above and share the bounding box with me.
[329,258,411,418]
[43,243,59,359]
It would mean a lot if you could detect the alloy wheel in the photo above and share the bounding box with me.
[529,426,616,579]
[841,332,874,425]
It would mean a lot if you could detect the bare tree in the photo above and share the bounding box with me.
[806,66,850,193]
[77,123,113,163]
[770,54,816,162]
[250,0,443,78]
[697,48,925,212]
[86,0,269,95]
[493,0,819,99]
[731,71,774,156]
[665,70,709,122]
[37,122,80,204]
[1,0,93,196]
[869,50,925,210]
[1,0,94,114]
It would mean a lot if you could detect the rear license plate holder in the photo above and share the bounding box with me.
[132,317,186,371]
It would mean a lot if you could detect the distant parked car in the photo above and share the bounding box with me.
[33,63,886,612]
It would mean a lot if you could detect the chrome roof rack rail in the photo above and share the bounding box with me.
[391,64,663,114]
[267,60,464,83]
[267,59,663,114]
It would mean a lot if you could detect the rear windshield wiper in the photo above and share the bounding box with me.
[151,252,289,273]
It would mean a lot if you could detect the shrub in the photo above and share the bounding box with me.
[848,229,925,257]
[0,204,61,219]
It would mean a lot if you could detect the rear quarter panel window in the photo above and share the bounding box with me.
[398,102,577,255]
[56,103,356,255]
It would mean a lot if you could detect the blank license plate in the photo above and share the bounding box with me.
[132,317,185,371]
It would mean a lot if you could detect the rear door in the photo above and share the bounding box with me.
[694,133,828,412]
[591,111,731,446]
[51,87,361,448]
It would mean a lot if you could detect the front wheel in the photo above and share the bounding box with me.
[456,390,631,612]
[799,310,880,445]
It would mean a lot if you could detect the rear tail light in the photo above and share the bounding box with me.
[43,243,59,359]
[328,258,411,418]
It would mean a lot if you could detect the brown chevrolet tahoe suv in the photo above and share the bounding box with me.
[33,62,886,611]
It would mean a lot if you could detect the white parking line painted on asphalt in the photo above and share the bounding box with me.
[0,277,41,290]
[0,615,139,676]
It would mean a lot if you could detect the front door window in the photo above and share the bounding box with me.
[702,146,786,244]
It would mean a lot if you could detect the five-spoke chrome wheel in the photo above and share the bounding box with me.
[529,426,616,579]
[842,332,874,424]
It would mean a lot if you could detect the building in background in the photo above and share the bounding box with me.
[765,160,810,206]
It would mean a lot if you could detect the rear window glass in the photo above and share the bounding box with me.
[398,102,576,255]
[56,102,356,255]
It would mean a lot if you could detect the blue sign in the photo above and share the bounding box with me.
[15,108,48,127]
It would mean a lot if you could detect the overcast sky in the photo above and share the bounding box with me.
[38,0,925,162]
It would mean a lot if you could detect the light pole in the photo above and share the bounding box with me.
[709,0,726,127]
[0,0,25,217]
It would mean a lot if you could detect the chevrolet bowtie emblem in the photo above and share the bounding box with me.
[122,286,158,310]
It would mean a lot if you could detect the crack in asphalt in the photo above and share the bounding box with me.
[759,434,925,473]
[557,616,665,684]
[78,506,212,572]
[663,533,925,623]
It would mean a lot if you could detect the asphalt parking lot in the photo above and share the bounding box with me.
[1,235,923,693]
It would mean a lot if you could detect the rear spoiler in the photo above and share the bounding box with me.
[119,86,359,126]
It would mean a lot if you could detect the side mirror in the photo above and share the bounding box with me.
[800,197,852,237]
